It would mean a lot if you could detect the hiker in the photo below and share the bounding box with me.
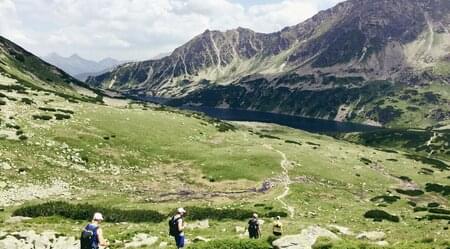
[272,216,283,236]
[169,207,187,249]
[80,212,109,249]
[248,213,261,239]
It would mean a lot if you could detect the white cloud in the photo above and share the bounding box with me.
[0,0,345,61]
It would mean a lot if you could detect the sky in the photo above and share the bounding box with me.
[0,0,344,61]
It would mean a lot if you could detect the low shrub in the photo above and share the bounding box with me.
[32,115,53,121]
[189,239,270,249]
[180,206,287,221]
[313,237,441,249]
[395,189,424,196]
[18,135,28,141]
[258,134,281,140]
[13,201,165,223]
[38,107,57,112]
[21,98,34,105]
[57,109,75,114]
[363,209,400,222]
[360,158,373,165]
[285,140,302,146]
[425,183,450,196]
[370,195,400,204]
[54,113,71,120]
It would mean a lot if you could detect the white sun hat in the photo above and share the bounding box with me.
[93,212,104,221]
[177,207,186,214]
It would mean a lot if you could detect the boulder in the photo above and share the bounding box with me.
[235,226,246,233]
[356,231,386,241]
[125,233,158,248]
[0,162,12,170]
[375,241,390,247]
[5,216,32,224]
[327,225,354,236]
[187,219,209,230]
[0,231,79,249]
[273,226,339,249]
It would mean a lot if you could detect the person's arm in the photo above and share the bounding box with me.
[257,221,262,237]
[177,218,184,232]
[97,228,109,247]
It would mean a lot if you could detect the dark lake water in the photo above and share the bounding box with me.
[183,106,381,134]
[133,95,382,134]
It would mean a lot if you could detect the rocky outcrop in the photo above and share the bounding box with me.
[86,0,450,127]
[0,231,78,249]
[356,231,386,241]
[125,233,158,248]
[0,180,71,207]
[272,226,339,249]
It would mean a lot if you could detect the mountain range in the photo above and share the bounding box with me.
[87,0,450,128]
[43,53,123,81]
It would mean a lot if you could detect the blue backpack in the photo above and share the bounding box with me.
[80,224,99,249]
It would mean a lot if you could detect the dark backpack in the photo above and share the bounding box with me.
[248,218,259,233]
[80,224,98,249]
[169,216,182,237]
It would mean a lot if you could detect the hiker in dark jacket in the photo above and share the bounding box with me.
[169,208,187,249]
[248,213,261,239]
[80,212,109,249]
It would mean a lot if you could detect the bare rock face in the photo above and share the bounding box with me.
[0,231,79,249]
[87,0,450,126]
[272,226,339,249]
[125,233,158,248]
[356,231,387,241]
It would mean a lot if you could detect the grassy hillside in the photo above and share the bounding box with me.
[0,69,449,248]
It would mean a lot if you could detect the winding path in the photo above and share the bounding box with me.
[264,144,296,218]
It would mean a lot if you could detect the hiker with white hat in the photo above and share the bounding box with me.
[80,212,109,249]
[169,208,187,249]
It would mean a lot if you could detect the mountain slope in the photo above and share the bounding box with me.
[43,53,122,81]
[0,35,449,248]
[0,36,102,102]
[87,0,450,128]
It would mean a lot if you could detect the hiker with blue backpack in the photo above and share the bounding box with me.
[169,207,187,249]
[248,213,261,239]
[80,212,110,249]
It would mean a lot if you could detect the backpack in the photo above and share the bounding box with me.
[248,218,259,234]
[80,224,98,249]
[169,216,182,237]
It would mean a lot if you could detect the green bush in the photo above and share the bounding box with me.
[13,201,165,223]
[57,109,75,114]
[363,209,400,222]
[189,239,270,249]
[21,98,34,105]
[32,115,53,121]
[38,107,57,112]
[178,206,287,221]
[54,113,71,120]
[425,183,450,196]
[313,237,443,249]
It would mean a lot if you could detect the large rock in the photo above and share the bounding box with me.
[125,233,158,248]
[0,231,79,249]
[186,219,209,230]
[5,216,32,224]
[356,231,386,241]
[273,226,339,249]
